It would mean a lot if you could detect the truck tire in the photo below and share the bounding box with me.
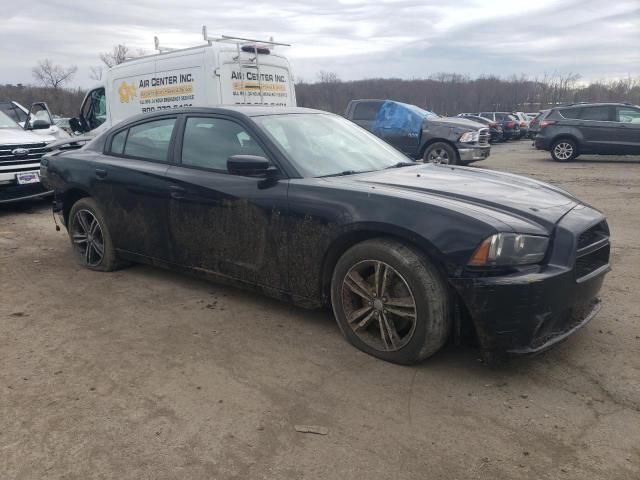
[331,238,450,365]
[423,142,458,165]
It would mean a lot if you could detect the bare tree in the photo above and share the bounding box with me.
[89,65,104,81]
[32,59,78,89]
[99,44,130,67]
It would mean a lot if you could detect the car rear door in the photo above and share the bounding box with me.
[165,114,289,291]
[612,106,640,154]
[574,105,616,153]
[92,116,177,261]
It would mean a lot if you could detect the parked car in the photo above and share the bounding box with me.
[345,100,490,165]
[528,110,550,139]
[512,112,530,139]
[0,110,55,203]
[42,106,610,364]
[479,112,521,140]
[535,103,640,161]
[0,101,69,140]
[457,114,504,143]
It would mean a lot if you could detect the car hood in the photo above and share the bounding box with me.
[0,127,54,145]
[427,116,486,131]
[332,164,580,231]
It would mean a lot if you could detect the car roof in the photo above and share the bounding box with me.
[555,102,637,109]
[119,106,330,125]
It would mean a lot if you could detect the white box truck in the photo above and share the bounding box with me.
[70,27,297,137]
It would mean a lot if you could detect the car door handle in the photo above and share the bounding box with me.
[169,185,186,199]
[95,168,107,179]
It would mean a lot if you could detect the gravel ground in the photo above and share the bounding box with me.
[1,141,639,479]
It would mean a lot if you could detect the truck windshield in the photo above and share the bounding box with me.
[0,111,19,128]
[255,113,411,178]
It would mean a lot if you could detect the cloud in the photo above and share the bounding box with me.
[1,0,638,88]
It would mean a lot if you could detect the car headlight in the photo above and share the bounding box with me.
[459,131,479,143]
[468,233,549,266]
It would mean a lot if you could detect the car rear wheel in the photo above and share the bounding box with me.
[551,138,578,162]
[331,238,450,364]
[423,142,458,165]
[68,197,123,271]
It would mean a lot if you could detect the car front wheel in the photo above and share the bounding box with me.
[551,138,578,162]
[68,197,123,271]
[423,142,458,165]
[331,238,450,364]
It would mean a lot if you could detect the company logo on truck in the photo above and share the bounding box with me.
[118,81,137,103]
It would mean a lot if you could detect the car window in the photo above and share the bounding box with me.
[352,102,382,121]
[581,106,612,121]
[181,117,267,171]
[82,88,107,130]
[110,129,127,155]
[617,107,640,124]
[123,118,176,162]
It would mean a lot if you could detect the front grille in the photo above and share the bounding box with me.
[578,221,609,250]
[575,244,609,279]
[575,221,610,281]
[478,128,490,146]
[0,142,47,163]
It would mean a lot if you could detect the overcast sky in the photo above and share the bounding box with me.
[1,0,638,88]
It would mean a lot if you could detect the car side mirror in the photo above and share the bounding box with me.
[31,119,51,130]
[227,155,274,176]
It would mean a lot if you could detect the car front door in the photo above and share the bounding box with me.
[613,106,640,154]
[165,115,289,291]
[91,116,177,261]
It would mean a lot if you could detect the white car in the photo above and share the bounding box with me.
[0,110,56,204]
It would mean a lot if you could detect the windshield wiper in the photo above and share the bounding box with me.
[318,170,372,178]
[385,161,417,169]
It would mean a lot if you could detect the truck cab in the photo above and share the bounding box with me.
[345,99,490,165]
[71,28,297,137]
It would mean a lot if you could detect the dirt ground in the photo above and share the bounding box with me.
[1,141,639,480]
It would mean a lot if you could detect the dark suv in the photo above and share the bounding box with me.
[535,103,640,161]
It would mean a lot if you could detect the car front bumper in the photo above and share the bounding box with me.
[449,206,610,355]
[0,181,52,204]
[458,145,491,162]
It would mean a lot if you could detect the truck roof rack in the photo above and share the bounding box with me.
[202,26,290,105]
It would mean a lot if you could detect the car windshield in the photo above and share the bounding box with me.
[0,110,19,129]
[254,113,411,177]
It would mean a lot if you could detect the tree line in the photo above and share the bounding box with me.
[296,72,640,115]
[3,48,639,117]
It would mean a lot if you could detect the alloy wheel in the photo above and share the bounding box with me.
[427,148,450,164]
[553,142,574,160]
[71,209,105,267]
[341,260,417,352]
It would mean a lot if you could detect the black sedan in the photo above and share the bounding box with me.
[40,107,610,364]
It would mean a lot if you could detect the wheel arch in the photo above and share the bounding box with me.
[550,134,581,151]
[61,187,91,225]
[320,225,449,305]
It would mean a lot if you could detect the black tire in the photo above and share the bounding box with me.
[423,142,458,165]
[550,138,579,162]
[68,197,124,271]
[331,238,450,364]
